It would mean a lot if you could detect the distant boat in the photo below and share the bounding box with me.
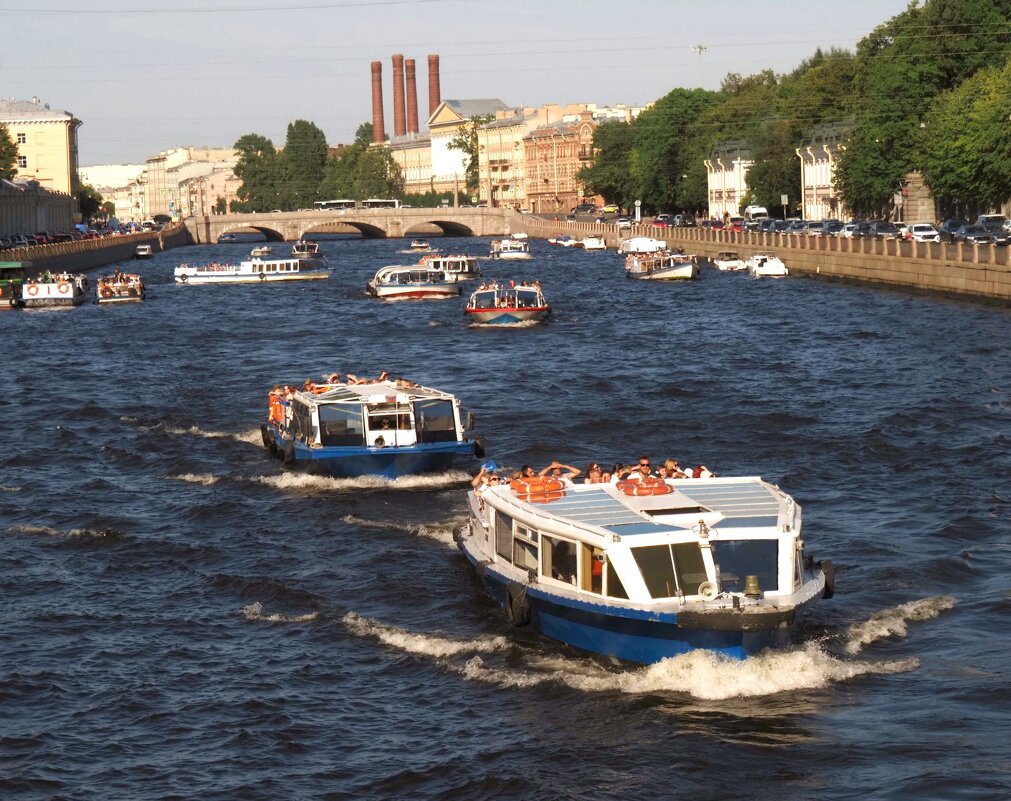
[713,251,746,271]
[250,245,272,257]
[465,283,550,325]
[367,264,462,300]
[417,253,481,280]
[489,238,532,260]
[22,273,89,307]
[97,273,145,304]
[291,240,322,259]
[618,236,666,254]
[579,236,607,251]
[746,253,789,277]
[134,244,153,259]
[175,256,330,285]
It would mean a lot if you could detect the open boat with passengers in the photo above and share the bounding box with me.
[465,282,550,325]
[460,474,833,662]
[489,238,532,260]
[292,240,323,260]
[262,378,483,478]
[174,256,330,285]
[624,250,699,280]
[22,272,88,307]
[97,271,145,303]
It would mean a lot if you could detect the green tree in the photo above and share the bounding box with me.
[354,122,373,146]
[283,119,328,209]
[214,196,227,214]
[447,114,493,194]
[233,133,282,212]
[577,120,635,209]
[0,124,18,180]
[745,120,802,213]
[320,122,404,200]
[78,183,103,219]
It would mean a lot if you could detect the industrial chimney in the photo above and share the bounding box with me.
[392,53,406,138]
[428,54,441,120]
[405,58,419,134]
[370,61,386,143]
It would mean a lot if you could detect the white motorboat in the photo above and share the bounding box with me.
[250,245,273,258]
[460,475,834,663]
[174,256,330,285]
[618,236,667,254]
[625,251,699,280]
[713,251,747,271]
[134,244,154,259]
[22,272,88,307]
[291,240,322,259]
[746,253,789,277]
[489,238,533,260]
[579,236,607,251]
[367,264,462,300]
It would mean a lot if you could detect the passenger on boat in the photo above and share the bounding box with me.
[539,461,581,485]
[377,370,390,382]
[326,372,342,383]
[519,465,537,480]
[395,377,419,389]
[600,470,613,483]
[626,457,656,481]
[610,463,629,483]
[584,467,604,484]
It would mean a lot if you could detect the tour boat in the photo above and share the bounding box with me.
[465,283,550,325]
[489,238,533,260]
[625,251,699,280]
[618,236,667,254]
[174,256,330,285]
[367,264,462,300]
[418,253,481,280]
[713,251,747,271]
[21,273,88,307]
[579,236,607,251]
[250,245,273,258]
[291,240,322,260]
[261,379,483,478]
[134,244,154,259]
[97,273,145,304]
[746,253,789,277]
[459,476,834,663]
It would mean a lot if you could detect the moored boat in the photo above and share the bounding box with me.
[746,253,789,277]
[460,475,833,662]
[618,236,667,254]
[625,250,699,280]
[262,378,483,478]
[97,272,145,303]
[579,236,607,251]
[0,262,26,309]
[713,251,746,271]
[134,244,154,259]
[465,282,550,325]
[410,239,431,250]
[367,264,462,299]
[22,272,88,307]
[174,256,330,284]
[489,238,533,260]
[418,253,481,280]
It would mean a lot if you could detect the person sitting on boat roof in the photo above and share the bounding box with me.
[584,466,604,484]
[664,458,689,479]
[377,370,390,383]
[610,463,630,483]
[519,465,537,480]
[395,377,419,389]
[539,460,581,486]
[626,456,656,482]
[326,372,342,384]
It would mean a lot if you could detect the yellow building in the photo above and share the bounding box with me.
[0,98,82,199]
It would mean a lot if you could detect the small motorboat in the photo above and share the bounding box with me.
[579,236,607,251]
[547,235,575,246]
[261,377,483,478]
[460,474,834,663]
[625,251,699,280]
[465,282,550,325]
[489,238,532,260]
[713,251,747,271]
[367,264,462,300]
[250,245,273,258]
[21,272,88,307]
[175,256,330,285]
[218,232,238,243]
[97,272,145,304]
[746,253,789,277]
[410,239,431,250]
[618,236,667,254]
[134,244,154,259]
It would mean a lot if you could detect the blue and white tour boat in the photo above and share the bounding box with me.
[262,378,483,478]
[418,253,481,280]
[459,475,833,662]
[489,238,533,260]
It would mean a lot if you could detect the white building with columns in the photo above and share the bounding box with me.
[705,140,752,219]
[796,121,851,221]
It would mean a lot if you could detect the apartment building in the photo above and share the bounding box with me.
[0,97,82,200]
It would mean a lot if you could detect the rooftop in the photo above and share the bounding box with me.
[0,98,77,123]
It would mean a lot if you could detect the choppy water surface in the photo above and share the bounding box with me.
[2,237,1009,801]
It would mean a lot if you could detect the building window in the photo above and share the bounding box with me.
[17,133,26,144]
[17,156,26,168]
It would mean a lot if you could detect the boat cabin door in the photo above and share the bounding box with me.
[365,403,416,448]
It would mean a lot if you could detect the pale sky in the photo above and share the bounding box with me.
[0,0,912,166]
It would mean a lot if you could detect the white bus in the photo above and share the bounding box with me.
[314,199,357,211]
[360,198,401,209]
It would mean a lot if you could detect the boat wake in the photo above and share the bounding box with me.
[242,602,320,623]
[341,597,954,700]
[340,514,467,548]
[0,485,22,492]
[7,524,124,539]
[252,470,471,494]
[468,320,543,329]
[166,473,222,486]
[122,416,262,445]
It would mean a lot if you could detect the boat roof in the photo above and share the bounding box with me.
[294,380,455,405]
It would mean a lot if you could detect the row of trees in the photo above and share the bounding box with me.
[580,0,1011,217]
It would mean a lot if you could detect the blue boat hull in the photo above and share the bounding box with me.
[269,428,475,479]
[464,550,810,663]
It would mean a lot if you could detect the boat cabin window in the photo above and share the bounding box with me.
[318,404,365,447]
[579,544,604,595]
[513,525,538,571]
[605,557,628,599]
[290,401,315,444]
[541,534,577,586]
[473,291,496,307]
[414,399,456,443]
[711,540,778,594]
[631,543,708,599]
[495,511,514,562]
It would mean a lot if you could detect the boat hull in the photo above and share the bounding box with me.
[175,271,329,285]
[625,265,699,280]
[466,307,550,324]
[268,428,475,478]
[368,283,462,299]
[490,252,533,260]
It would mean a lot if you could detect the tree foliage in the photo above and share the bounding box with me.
[320,125,404,201]
[447,115,493,194]
[78,184,103,219]
[0,124,18,180]
[283,119,328,208]
[233,133,282,212]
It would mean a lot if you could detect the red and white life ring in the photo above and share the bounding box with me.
[57,282,70,294]
[617,478,673,497]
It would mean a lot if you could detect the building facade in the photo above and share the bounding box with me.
[523,114,597,214]
[797,122,851,221]
[427,99,509,195]
[0,178,75,235]
[705,140,752,219]
[0,97,82,203]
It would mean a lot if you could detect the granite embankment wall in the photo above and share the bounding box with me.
[0,224,193,277]
[516,216,1011,305]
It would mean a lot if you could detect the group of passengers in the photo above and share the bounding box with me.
[267,371,420,428]
[475,279,541,291]
[471,456,717,495]
[24,270,78,286]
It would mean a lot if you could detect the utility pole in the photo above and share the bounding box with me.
[690,44,708,89]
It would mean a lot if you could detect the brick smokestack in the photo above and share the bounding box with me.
[370,60,386,143]
[428,54,441,120]
[392,53,406,138]
[405,58,419,134]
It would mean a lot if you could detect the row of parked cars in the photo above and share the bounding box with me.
[0,225,154,251]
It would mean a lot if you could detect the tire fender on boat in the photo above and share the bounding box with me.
[282,439,295,465]
[259,424,273,451]
[818,559,835,599]
[505,582,531,627]
[472,436,485,459]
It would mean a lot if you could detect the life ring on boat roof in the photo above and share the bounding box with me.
[510,476,566,504]
[57,281,70,294]
[617,477,673,496]
[27,284,39,296]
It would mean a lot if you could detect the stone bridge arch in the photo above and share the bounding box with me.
[218,224,286,242]
[404,219,475,237]
[299,220,388,239]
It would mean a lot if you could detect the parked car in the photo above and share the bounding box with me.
[803,220,825,236]
[976,214,1007,228]
[905,223,941,243]
[939,219,968,242]
[786,219,807,234]
[701,220,724,230]
[653,213,672,228]
[821,220,844,236]
[601,204,619,214]
[953,224,993,245]
[743,219,763,232]
[982,222,1010,245]
[572,203,597,214]
[869,221,900,239]
[616,217,632,230]
[673,213,696,227]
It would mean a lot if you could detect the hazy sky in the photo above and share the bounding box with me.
[1,0,912,166]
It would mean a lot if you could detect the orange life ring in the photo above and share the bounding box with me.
[100,286,113,298]
[27,284,39,296]
[57,281,70,294]
[617,478,673,496]
[511,476,566,504]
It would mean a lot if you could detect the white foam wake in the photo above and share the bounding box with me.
[166,473,220,486]
[340,514,466,548]
[343,612,511,658]
[0,485,22,492]
[842,595,957,655]
[242,602,320,623]
[252,470,471,494]
[7,524,117,539]
[162,424,262,445]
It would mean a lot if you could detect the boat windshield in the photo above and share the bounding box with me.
[414,398,456,442]
[319,404,366,446]
[631,543,708,598]
[710,540,778,593]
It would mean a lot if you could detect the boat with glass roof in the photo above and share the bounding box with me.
[261,378,483,478]
[366,264,462,300]
[459,476,833,662]
[417,253,481,280]
[489,238,533,260]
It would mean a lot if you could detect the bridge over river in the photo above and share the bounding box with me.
[183,207,515,244]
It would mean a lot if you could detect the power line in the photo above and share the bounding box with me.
[0,0,453,13]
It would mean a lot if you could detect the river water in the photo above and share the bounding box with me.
[1,236,1009,801]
